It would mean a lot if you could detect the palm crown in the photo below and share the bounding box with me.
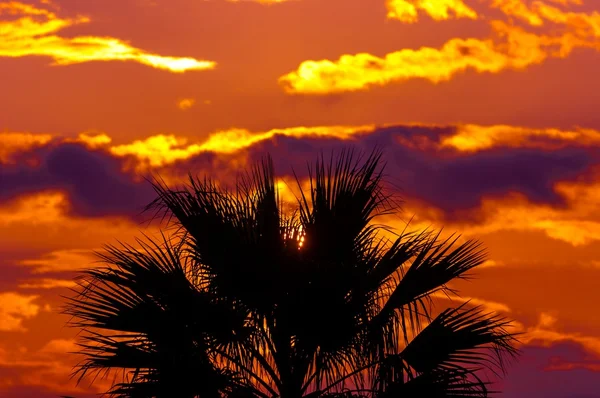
[64,150,518,398]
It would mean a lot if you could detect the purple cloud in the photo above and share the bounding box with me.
[0,143,155,218]
[0,125,596,219]
[499,342,600,398]
[234,126,594,212]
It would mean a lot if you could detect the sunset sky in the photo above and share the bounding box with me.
[1,0,600,396]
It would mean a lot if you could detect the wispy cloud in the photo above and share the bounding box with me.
[0,1,216,72]
[18,249,98,273]
[18,278,77,289]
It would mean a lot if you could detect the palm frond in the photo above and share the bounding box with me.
[399,304,518,376]
[63,234,255,397]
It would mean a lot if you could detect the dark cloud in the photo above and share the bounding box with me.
[0,125,596,219]
[0,143,155,218]
[235,126,595,212]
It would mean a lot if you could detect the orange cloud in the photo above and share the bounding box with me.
[0,132,53,163]
[18,279,77,289]
[438,180,600,247]
[517,313,600,356]
[0,2,216,72]
[385,0,478,23]
[0,338,111,395]
[177,98,196,110]
[0,292,41,332]
[0,191,151,255]
[280,0,600,94]
[18,249,98,273]
[431,291,512,313]
[439,124,600,152]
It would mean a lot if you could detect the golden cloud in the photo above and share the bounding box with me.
[0,1,216,72]
[440,124,600,152]
[280,0,600,94]
[109,124,375,169]
[385,0,478,23]
[0,292,41,332]
[71,132,112,148]
[494,0,600,36]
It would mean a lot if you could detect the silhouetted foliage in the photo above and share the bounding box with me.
[64,150,518,397]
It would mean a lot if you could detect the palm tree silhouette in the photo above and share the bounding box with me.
[64,150,518,397]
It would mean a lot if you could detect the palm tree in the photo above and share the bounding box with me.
[64,149,518,398]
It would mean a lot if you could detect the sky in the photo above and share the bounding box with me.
[1,0,600,396]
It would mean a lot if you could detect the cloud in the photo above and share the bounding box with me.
[69,132,112,149]
[0,293,41,332]
[0,191,153,261]
[517,313,600,357]
[109,125,374,169]
[0,1,215,72]
[385,0,478,23]
[18,249,98,273]
[17,279,77,289]
[0,142,155,217]
[177,98,196,110]
[279,0,600,94]
[438,177,600,246]
[0,338,111,396]
[278,23,550,94]
[0,132,53,164]
[235,126,592,212]
[499,342,600,398]
[493,0,599,34]
[439,124,600,152]
[2,123,595,220]
[431,291,512,313]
